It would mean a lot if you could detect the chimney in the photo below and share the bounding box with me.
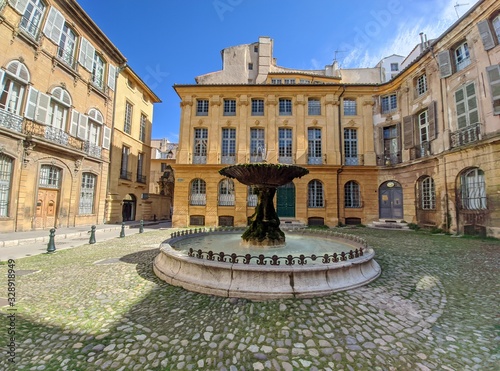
[419,32,425,53]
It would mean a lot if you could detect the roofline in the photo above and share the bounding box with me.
[124,65,162,103]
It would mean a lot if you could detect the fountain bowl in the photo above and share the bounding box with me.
[153,228,381,301]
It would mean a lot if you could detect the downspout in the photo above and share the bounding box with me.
[336,85,346,226]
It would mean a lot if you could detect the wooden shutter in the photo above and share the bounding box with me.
[36,93,50,125]
[403,115,414,149]
[9,0,28,14]
[428,101,437,140]
[102,126,111,149]
[77,114,88,139]
[0,70,4,87]
[486,65,500,115]
[437,50,452,78]
[70,110,80,137]
[396,122,402,153]
[378,126,384,163]
[43,7,65,44]
[107,64,117,91]
[24,86,39,119]
[78,37,95,72]
[477,20,496,51]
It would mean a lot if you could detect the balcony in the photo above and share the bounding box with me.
[120,169,132,181]
[56,46,77,70]
[450,122,481,148]
[24,121,83,151]
[376,152,401,166]
[410,142,431,160]
[83,141,102,159]
[0,109,23,133]
[136,174,147,184]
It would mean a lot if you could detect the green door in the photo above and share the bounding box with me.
[277,183,295,218]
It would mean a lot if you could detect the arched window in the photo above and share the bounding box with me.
[460,168,486,210]
[0,60,30,116]
[0,154,14,217]
[79,173,97,214]
[218,179,235,206]
[419,176,435,210]
[87,108,103,145]
[345,181,361,208]
[190,179,206,206]
[308,180,324,208]
[49,87,72,130]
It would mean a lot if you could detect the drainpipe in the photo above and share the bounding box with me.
[336,85,346,225]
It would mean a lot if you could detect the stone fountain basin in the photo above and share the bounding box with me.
[153,230,381,301]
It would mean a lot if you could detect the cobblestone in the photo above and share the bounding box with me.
[1,228,499,370]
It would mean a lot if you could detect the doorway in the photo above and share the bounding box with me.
[379,181,403,220]
[35,189,59,229]
[277,182,295,218]
[122,194,136,221]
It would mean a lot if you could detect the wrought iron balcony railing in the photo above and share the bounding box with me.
[119,170,132,181]
[0,109,23,133]
[83,141,102,159]
[450,122,481,148]
[136,174,147,184]
[376,152,401,166]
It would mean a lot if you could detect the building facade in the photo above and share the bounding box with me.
[0,0,125,232]
[172,0,500,237]
[105,66,161,223]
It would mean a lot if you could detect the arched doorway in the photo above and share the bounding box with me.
[122,194,136,221]
[379,181,403,220]
[277,182,295,218]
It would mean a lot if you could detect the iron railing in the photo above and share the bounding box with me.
[376,152,401,166]
[450,122,481,148]
[0,109,23,133]
[83,141,102,159]
[119,170,132,181]
[136,174,147,184]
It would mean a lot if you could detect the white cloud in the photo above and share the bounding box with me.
[340,0,478,69]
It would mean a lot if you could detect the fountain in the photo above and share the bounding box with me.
[154,163,381,300]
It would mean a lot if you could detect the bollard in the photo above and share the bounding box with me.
[89,225,96,244]
[47,228,56,253]
[120,222,125,238]
[139,220,144,233]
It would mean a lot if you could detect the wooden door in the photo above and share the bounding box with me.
[35,189,58,229]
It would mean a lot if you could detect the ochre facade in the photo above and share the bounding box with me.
[172,0,500,237]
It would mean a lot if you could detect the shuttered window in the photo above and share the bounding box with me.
[486,65,500,115]
[455,83,478,129]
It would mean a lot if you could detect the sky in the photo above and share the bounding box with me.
[77,0,479,142]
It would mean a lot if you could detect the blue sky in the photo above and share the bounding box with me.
[77,0,479,142]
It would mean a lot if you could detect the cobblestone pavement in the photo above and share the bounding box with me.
[1,228,499,370]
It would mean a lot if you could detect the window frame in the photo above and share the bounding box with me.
[190,178,207,206]
[420,176,436,210]
[0,154,13,217]
[460,168,487,210]
[343,98,357,116]
[415,74,428,97]
[78,172,97,215]
[251,98,264,116]
[308,180,324,208]
[124,101,133,134]
[19,0,46,40]
[344,181,361,208]
[307,128,322,164]
[196,99,209,116]
[307,98,321,116]
[279,98,292,116]
[223,98,236,116]
[454,41,471,72]
[381,93,397,114]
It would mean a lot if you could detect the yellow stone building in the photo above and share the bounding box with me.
[173,0,500,237]
[104,66,161,223]
[0,0,126,232]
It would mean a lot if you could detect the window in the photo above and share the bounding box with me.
[420,177,435,210]
[124,101,133,134]
[196,99,209,116]
[223,99,236,116]
[221,128,236,164]
[251,99,264,116]
[486,65,500,115]
[190,179,206,206]
[418,110,429,144]
[308,98,321,115]
[247,186,258,207]
[390,63,399,72]
[218,179,235,206]
[120,146,130,180]
[284,79,296,84]
[344,181,361,208]
[139,114,147,142]
[278,128,293,163]
[493,15,500,41]
[39,165,61,189]
[344,129,358,165]
[250,128,265,162]
[79,173,96,214]
[279,98,292,115]
[87,108,103,146]
[478,16,500,50]
[454,42,470,72]
[0,154,13,217]
[382,125,400,165]
[248,63,253,70]
[343,99,357,116]
[193,128,208,164]
[308,128,322,164]
[299,79,311,84]
[58,23,77,68]
[455,82,478,130]
[48,87,71,130]
[416,74,427,97]
[0,60,30,116]
[271,79,282,84]
[308,180,324,208]
[254,45,258,53]
[460,168,486,210]
[92,54,105,88]
[136,152,145,183]
[19,0,46,39]
[381,93,397,114]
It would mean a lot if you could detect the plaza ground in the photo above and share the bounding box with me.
[0,227,499,370]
